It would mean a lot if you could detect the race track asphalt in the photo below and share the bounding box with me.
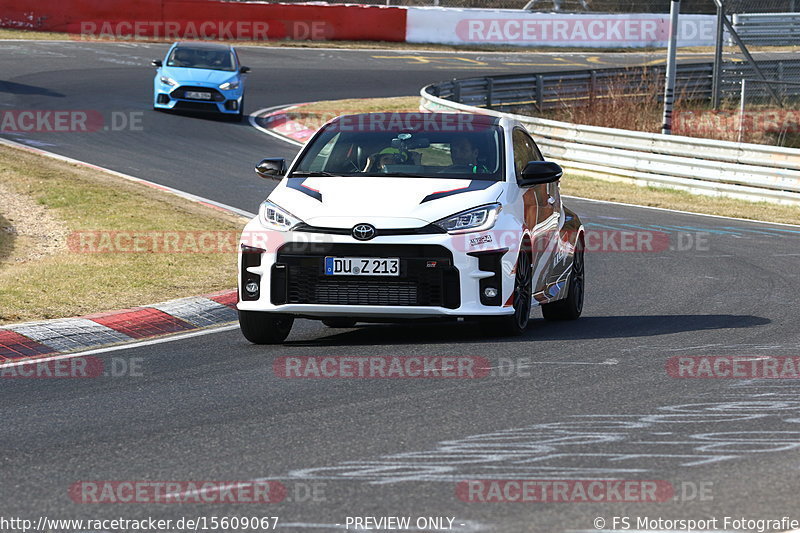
[2,41,800,532]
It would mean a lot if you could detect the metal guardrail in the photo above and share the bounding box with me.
[421,68,800,205]
[428,61,800,111]
[732,13,800,46]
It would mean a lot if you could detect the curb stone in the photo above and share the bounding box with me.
[0,290,238,362]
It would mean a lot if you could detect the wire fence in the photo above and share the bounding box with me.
[713,0,800,146]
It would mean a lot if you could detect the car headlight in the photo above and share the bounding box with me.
[434,203,501,234]
[160,76,177,87]
[219,80,240,90]
[259,201,302,231]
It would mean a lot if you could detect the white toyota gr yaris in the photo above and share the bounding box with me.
[238,112,585,344]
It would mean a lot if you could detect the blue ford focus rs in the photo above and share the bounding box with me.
[152,42,250,121]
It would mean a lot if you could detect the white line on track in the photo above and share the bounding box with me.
[0,324,239,370]
[564,194,800,228]
[480,358,619,370]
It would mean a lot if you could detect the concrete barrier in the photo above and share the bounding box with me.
[406,7,717,48]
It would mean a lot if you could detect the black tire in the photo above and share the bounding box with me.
[239,310,294,344]
[542,239,584,321]
[481,248,533,337]
[321,318,357,328]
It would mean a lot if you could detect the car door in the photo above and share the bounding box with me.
[512,127,559,298]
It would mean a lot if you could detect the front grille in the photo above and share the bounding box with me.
[293,223,446,237]
[273,244,460,309]
[173,101,220,112]
[171,86,225,102]
[316,280,419,306]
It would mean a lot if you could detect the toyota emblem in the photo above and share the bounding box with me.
[352,224,377,241]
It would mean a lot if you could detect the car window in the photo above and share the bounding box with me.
[512,128,543,179]
[166,47,236,72]
[292,120,505,180]
[307,133,340,171]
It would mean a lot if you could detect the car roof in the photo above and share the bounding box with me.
[329,113,502,126]
[172,42,233,51]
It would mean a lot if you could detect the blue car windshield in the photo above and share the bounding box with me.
[166,47,236,72]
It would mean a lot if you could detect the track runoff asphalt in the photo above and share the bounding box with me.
[2,41,800,532]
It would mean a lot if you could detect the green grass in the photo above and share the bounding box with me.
[0,145,246,324]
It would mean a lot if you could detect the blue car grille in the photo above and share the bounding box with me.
[171,86,225,102]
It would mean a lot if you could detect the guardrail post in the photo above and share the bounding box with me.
[661,0,680,134]
[738,78,746,143]
[536,75,544,111]
[486,78,494,109]
[711,0,724,109]
[590,70,597,107]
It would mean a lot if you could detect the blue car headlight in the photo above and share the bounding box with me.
[160,76,178,87]
[219,79,240,91]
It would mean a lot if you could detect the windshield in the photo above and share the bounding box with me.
[292,119,504,180]
[166,47,236,71]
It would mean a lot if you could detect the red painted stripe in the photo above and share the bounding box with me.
[0,330,56,360]
[431,186,469,195]
[89,308,194,339]
[301,184,320,193]
[206,289,238,309]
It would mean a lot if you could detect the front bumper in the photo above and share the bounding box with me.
[154,83,243,114]
[237,221,525,319]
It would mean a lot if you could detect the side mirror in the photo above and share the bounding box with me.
[255,158,286,180]
[240,66,251,74]
[519,161,562,187]
[151,59,163,68]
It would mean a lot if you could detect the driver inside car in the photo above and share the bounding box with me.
[366,147,411,173]
[448,137,489,173]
